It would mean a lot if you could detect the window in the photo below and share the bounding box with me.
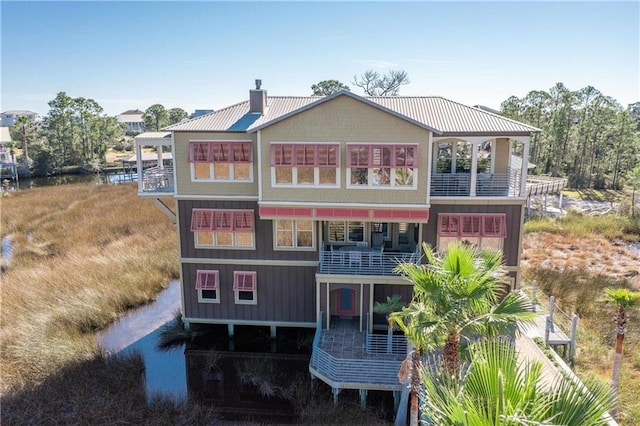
[195,270,219,303]
[233,272,257,304]
[274,219,315,250]
[328,221,365,244]
[437,214,506,251]
[271,143,339,186]
[189,141,253,181]
[347,144,417,188]
[191,209,255,249]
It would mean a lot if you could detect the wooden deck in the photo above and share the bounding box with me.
[310,315,406,392]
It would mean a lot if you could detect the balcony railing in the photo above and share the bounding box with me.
[310,312,404,390]
[364,313,407,356]
[317,243,421,276]
[430,168,521,197]
[141,166,174,193]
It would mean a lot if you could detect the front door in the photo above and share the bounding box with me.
[337,288,356,315]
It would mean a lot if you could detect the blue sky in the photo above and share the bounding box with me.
[2,1,638,116]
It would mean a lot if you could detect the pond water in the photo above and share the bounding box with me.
[94,281,316,422]
[16,171,137,190]
[95,281,186,400]
[2,236,13,264]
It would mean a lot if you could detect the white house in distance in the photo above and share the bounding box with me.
[1,110,40,127]
[117,109,146,134]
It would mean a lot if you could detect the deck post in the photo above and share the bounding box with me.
[227,323,234,338]
[359,389,367,410]
[569,314,578,362]
[270,325,277,338]
[332,387,340,406]
[558,191,564,211]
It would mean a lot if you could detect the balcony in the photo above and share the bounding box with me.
[317,243,420,276]
[310,312,405,392]
[430,169,521,197]
[141,166,174,193]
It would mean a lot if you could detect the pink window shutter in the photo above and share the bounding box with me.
[190,210,214,232]
[195,271,218,290]
[438,214,460,236]
[233,272,255,291]
[482,214,507,237]
[460,215,481,237]
[234,211,254,232]
[233,142,252,163]
[214,211,233,231]
[189,142,211,162]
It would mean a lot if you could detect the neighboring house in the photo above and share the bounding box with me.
[117,109,145,134]
[0,127,17,180]
[1,110,40,127]
[192,109,214,118]
[134,81,542,402]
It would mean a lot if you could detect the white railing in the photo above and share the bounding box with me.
[430,173,470,196]
[141,166,174,193]
[318,243,421,276]
[311,313,403,388]
[431,169,520,197]
[365,313,407,355]
[526,176,568,197]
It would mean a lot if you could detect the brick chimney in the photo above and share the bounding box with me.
[249,79,267,115]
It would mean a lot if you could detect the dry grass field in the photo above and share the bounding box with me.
[522,212,640,425]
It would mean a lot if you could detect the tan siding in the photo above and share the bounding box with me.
[173,131,259,197]
[260,95,430,205]
[494,138,511,173]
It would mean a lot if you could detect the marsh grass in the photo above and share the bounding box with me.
[525,210,640,241]
[0,183,212,422]
[523,211,640,424]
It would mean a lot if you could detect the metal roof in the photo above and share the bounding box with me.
[165,91,540,135]
[134,131,172,140]
[0,127,12,143]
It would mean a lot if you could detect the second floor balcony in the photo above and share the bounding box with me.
[317,242,421,276]
[430,168,521,197]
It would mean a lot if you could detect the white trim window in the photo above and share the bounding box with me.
[195,270,219,303]
[274,219,315,250]
[437,213,507,252]
[347,144,417,188]
[270,143,340,187]
[233,271,257,305]
[327,221,365,244]
[189,141,253,182]
[191,209,255,249]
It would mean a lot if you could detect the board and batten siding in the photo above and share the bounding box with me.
[259,95,431,205]
[423,203,523,266]
[183,263,317,324]
[173,131,259,197]
[178,200,318,262]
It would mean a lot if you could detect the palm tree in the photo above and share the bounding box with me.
[373,294,403,354]
[390,242,536,425]
[420,339,615,425]
[604,287,640,415]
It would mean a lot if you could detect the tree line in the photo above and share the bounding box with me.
[500,83,639,189]
[8,93,187,176]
